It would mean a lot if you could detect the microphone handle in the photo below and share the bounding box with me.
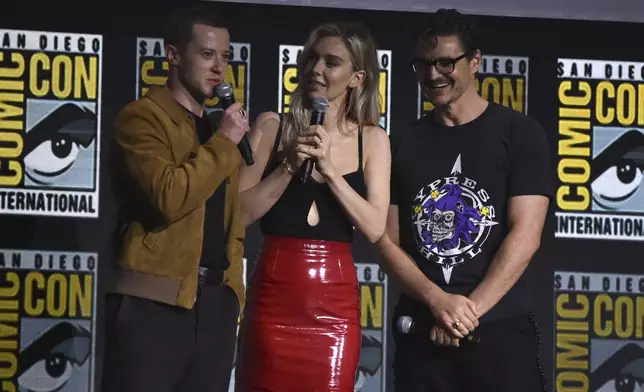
[300,110,325,183]
[238,136,254,166]
[300,160,315,183]
[220,96,254,166]
[399,316,481,344]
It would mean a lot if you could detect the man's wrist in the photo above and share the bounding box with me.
[468,291,489,316]
[421,282,444,308]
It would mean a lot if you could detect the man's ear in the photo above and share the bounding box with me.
[166,44,180,66]
[470,50,482,73]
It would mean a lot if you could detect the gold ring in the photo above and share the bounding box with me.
[452,320,461,329]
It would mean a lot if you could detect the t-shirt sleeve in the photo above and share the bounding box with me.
[508,116,554,199]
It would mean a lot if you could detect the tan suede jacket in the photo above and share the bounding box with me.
[107,86,245,310]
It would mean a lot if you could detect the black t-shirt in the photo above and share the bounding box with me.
[391,103,552,322]
[193,112,229,270]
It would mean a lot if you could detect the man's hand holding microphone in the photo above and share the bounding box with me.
[427,291,480,347]
[217,101,250,146]
[215,82,253,166]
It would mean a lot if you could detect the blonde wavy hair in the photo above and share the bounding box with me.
[281,22,382,147]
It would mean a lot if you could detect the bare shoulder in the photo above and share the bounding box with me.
[362,125,391,151]
[254,111,281,130]
[246,111,283,156]
[250,111,281,139]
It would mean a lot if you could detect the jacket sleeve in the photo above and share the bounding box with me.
[224,165,247,312]
[113,101,241,225]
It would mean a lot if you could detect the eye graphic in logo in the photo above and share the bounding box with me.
[412,154,498,283]
[354,333,383,391]
[591,129,644,213]
[18,321,91,392]
[590,342,644,392]
[24,103,98,190]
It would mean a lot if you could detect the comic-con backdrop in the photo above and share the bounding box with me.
[0,1,643,391]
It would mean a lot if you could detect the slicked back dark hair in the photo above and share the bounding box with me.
[417,9,480,55]
[163,6,228,53]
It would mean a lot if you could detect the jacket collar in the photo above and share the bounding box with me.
[145,86,192,125]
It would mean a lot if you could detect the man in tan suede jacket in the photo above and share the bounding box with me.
[101,7,249,392]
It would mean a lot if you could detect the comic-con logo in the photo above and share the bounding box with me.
[278,45,392,134]
[0,29,102,218]
[0,249,97,391]
[418,55,529,118]
[411,154,498,283]
[554,271,644,391]
[354,262,387,391]
[136,38,250,114]
[555,58,644,241]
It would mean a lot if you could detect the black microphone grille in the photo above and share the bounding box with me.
[312,96,329,113]
[214,83,233,98]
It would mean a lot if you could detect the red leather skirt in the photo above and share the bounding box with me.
[237,235,361,391]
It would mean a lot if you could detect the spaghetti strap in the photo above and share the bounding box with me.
[358,126,364,172]
[271,114,284,159]
[261,113,284,179]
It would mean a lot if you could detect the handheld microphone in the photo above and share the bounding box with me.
[300,96,329,183]
[214,83,254,166]
[397,315,481,344]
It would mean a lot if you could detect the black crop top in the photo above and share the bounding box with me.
[259,115,367,243]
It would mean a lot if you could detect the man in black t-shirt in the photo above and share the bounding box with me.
[377,9,552,392]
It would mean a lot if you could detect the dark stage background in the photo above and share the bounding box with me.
[1,1,643,391]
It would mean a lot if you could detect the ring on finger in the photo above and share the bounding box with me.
[239,109,247,121]
[452,320,461,329]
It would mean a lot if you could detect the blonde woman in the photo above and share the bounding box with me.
[236,22,391,391]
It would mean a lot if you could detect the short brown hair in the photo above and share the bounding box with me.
[163,6,228,52]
